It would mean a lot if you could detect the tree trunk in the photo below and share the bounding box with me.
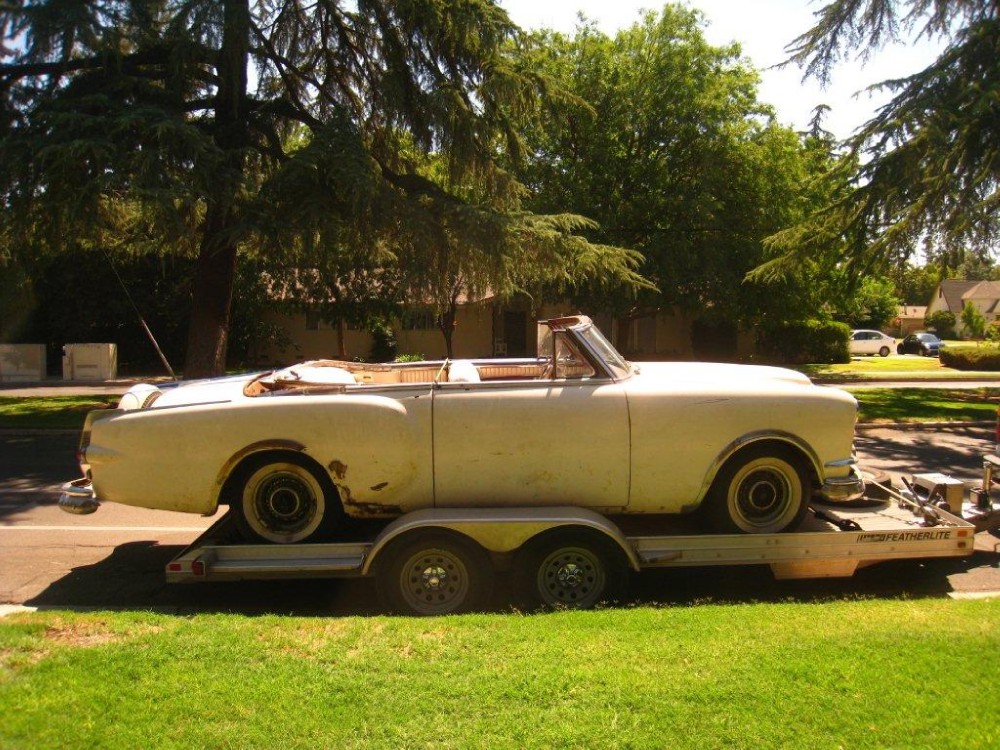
[185,213,239,378]
[337,317,347,359]
[182,0,250,378]
[439,301,458,358]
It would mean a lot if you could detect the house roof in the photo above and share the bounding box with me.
[936,280,979,312]
[962,280,1000,301]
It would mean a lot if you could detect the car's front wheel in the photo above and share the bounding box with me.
[230,454,342,544]
[704,445,810,534]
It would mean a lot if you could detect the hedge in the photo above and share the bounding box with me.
[756,320,850,365]
[940,345,1000,371]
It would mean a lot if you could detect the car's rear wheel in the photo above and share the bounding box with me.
[231,454,342,544]
[376,532,493,615]
[878,346,890,357]
[514,529,628,610]
[704,445,810,534]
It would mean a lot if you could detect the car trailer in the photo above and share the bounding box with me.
[162,456,1000,616]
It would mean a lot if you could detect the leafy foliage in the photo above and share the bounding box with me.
[960,301,987,338]
[510,9,823,336]
[940,344,1000,370]
[832,275,900,329]
[924,309,956,337]
[756,319,851,365]
[772,1,1000,274]
[0,0,645,375]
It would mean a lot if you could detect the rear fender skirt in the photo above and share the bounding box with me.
[695,431,823,503]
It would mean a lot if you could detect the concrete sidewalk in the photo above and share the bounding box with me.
[0,377,174,397]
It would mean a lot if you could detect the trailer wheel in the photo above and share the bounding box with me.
[514,529,628,611]
[705,445,809,534]
[231,454,342,544]
[376,532,493,616]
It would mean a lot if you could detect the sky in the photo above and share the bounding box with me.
[499,0,947,140]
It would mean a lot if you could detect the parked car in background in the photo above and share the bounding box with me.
[897,332,944,357]
[61,315,864,543]
[849,330,896,357]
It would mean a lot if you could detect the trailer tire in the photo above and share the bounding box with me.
[514,528,628,611]
[376,532,494,616]
[230,453,342,544]
[705,445,809,534]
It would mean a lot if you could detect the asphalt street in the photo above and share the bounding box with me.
[1,424,998,615]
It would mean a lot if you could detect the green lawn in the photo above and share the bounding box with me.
[0,600,996,749]
[806,356,961,380]
[850,387,1000,423]
[0,396,115,430]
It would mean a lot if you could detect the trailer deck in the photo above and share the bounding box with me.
[166,493,980,585]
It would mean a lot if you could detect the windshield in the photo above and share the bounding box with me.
[576,323,631,380]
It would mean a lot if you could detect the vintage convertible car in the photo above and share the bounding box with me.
[62,315,864,543]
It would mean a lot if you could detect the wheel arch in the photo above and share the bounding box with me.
[215,440,330,506]
[698,432,821,503]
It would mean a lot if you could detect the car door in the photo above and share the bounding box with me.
[431,376,631,510]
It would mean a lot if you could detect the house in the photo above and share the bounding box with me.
[926,279,1000,336]
[893,305,927,336]
[257,295,699,365]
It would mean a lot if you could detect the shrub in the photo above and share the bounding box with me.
[925,310,957,338]
[367,319,398,362]
[756,320,850,365]
[940,345,1000,370]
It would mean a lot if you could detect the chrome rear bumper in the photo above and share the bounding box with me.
[59,478,100,515]
[820,471,866,503]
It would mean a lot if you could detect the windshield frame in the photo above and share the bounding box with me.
[570,321,633,381]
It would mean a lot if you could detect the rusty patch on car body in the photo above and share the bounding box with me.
[370,481,389,492]
[328,460,348,480]
[344,498,403,517]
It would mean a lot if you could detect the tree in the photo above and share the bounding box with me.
[832,275,900,329]
[769,1,1000,273]
[925,309,956,338]
[893,261,940,305]
[961,300,986,338]
[0,0,642,377]
[511,8,823,339]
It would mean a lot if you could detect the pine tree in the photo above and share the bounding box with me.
[1,0,643,375]
[769,1,1000,274]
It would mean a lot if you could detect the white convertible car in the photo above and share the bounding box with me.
[62,315,864,543]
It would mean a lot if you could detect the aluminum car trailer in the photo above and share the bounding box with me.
[163,459,1000,615]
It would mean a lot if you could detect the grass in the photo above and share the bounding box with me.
[1,600,998,749]
[850,387,1000,423]
[805,356,961,380]
[0,396,115,430]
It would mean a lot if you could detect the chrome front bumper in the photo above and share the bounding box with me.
[820,471,866,503]
[59,478,100,515]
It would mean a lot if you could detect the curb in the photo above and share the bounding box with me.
[855,420,995,431]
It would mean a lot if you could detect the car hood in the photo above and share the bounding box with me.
[629,361,815,389]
